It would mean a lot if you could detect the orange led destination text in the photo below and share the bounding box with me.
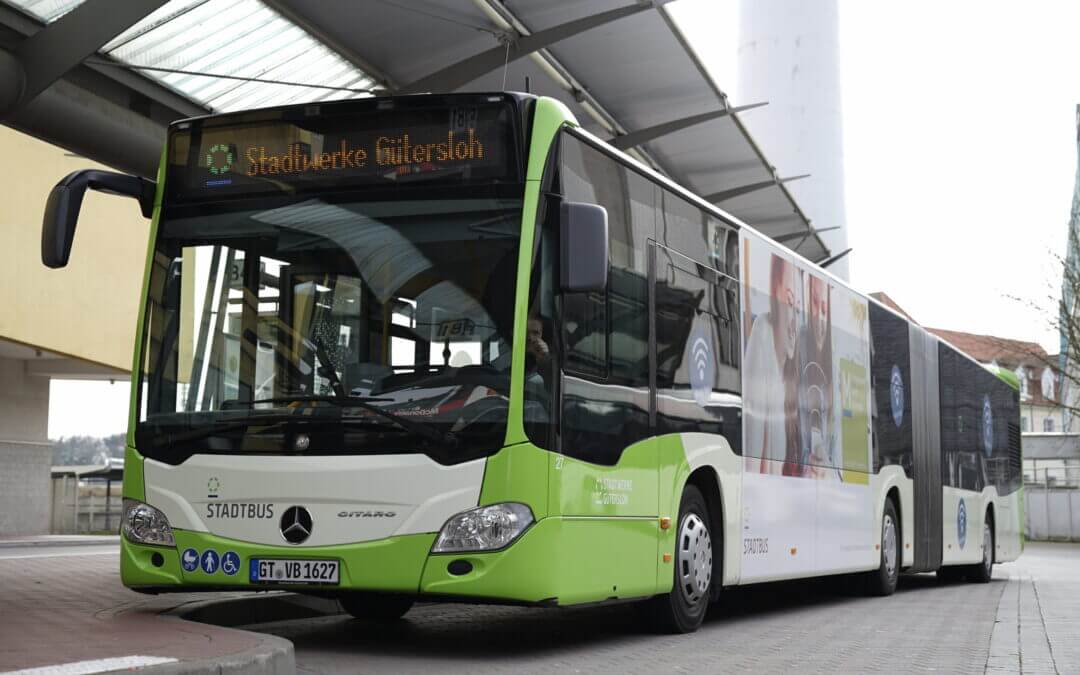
[244,129,485,177]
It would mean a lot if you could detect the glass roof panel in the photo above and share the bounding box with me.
[2,0,376,112]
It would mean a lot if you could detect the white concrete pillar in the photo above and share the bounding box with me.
[738,0,850,279]
[0,356,52,535]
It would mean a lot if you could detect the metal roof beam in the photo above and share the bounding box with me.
[752,213,803,228]
[610,102,767,150]
[0,0,168,118]
[819,248,853,269]
[703,173,809,203]
[471,0,666,175]
[400,3,661,95]
[771,226,840,244]
[262,0,398,92]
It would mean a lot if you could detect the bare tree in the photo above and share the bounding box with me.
[998,214,1080,424]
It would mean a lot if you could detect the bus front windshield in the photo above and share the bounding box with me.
[136,192,522,464]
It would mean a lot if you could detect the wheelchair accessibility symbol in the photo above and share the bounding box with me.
[221,551,240,576]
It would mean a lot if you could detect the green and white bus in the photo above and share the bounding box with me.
[42,93,1023,633]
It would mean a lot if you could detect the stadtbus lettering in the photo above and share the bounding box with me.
[205,503,274,519]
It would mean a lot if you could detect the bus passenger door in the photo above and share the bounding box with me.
[554,269,659,603]
[550,130,659,603]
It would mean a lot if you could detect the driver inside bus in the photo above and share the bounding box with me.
[525,317,551,375]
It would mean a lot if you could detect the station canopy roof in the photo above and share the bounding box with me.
[2,0,830,262]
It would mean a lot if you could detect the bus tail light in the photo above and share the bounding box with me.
[122,499,175,547]
[432,503,533,554]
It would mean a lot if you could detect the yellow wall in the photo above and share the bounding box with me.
[0,126,152,371]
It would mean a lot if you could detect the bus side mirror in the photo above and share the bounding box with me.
[559,201,608,293]
[42,169,156,269]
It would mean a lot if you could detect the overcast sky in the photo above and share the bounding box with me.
[50,0,1079,439]
[671,0,1074,356]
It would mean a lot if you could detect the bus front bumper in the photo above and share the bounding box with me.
[121,516,653,606]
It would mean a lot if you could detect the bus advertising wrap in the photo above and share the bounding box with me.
[739,233,874,580]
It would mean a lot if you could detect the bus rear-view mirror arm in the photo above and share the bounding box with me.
[560,201,608,294]
[41,169,156,269]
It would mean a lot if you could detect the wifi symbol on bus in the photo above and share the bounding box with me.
[692,337,711,381]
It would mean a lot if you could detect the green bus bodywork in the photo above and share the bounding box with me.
[120,97,704,606]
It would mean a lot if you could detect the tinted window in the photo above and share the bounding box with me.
[869,302,913,474]
[559,133,654,465]
[655,246,741,452]
[938,344,1021,494]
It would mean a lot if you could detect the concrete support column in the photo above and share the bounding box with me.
[0,355,51,536]
[738,0,849,277]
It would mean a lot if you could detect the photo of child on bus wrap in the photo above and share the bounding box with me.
[742,238,872,482]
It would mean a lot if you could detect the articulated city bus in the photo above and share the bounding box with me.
[41,93,1022,633]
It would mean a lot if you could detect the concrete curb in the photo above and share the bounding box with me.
[129,593,343,674]
[0,535,120,549]
[135,632,295,675]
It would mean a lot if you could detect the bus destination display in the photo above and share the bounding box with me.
[168,102,518,200]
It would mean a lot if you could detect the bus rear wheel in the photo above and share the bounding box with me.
[338,592,414,621]
[648,484,713,633]
[865,499,900,596]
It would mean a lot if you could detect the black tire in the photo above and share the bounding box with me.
[865,499,900,596]
[965,513,994,584]
[648,484,714,633]
[338,592,414,621]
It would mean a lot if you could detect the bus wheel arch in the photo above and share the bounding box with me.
[685,467,724,601]
[966,504,996,583]
[885,486,902,570]
[648,480,716,633]
[865,497,900,596]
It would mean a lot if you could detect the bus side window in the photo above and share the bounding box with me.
[655,254,742,454]
[557,132,653,465]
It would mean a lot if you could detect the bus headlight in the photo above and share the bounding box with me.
[432,503,534,553]
[122,499,175,547]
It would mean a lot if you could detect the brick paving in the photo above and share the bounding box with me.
[2,542,1076,673]
[248,543,1080,674]
[0,549,273,672]
[988,542,1080,674]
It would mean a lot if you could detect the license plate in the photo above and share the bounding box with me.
[249,558,339,584]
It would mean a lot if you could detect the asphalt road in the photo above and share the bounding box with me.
[237,543,1080,674]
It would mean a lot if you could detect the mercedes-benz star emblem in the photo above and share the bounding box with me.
[280,506,313,544]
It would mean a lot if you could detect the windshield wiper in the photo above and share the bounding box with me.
[155,412,304,446]
[247,394,458,449]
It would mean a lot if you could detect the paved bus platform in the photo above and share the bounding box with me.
[0,539,293,674]
[0,538,1077,674]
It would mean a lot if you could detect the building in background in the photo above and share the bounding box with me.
[738,0,849,278]
[0,127,146,536]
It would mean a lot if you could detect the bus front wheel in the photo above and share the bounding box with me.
[865,499,900,596]
[648,484,713,633]
[338,592,414,621]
